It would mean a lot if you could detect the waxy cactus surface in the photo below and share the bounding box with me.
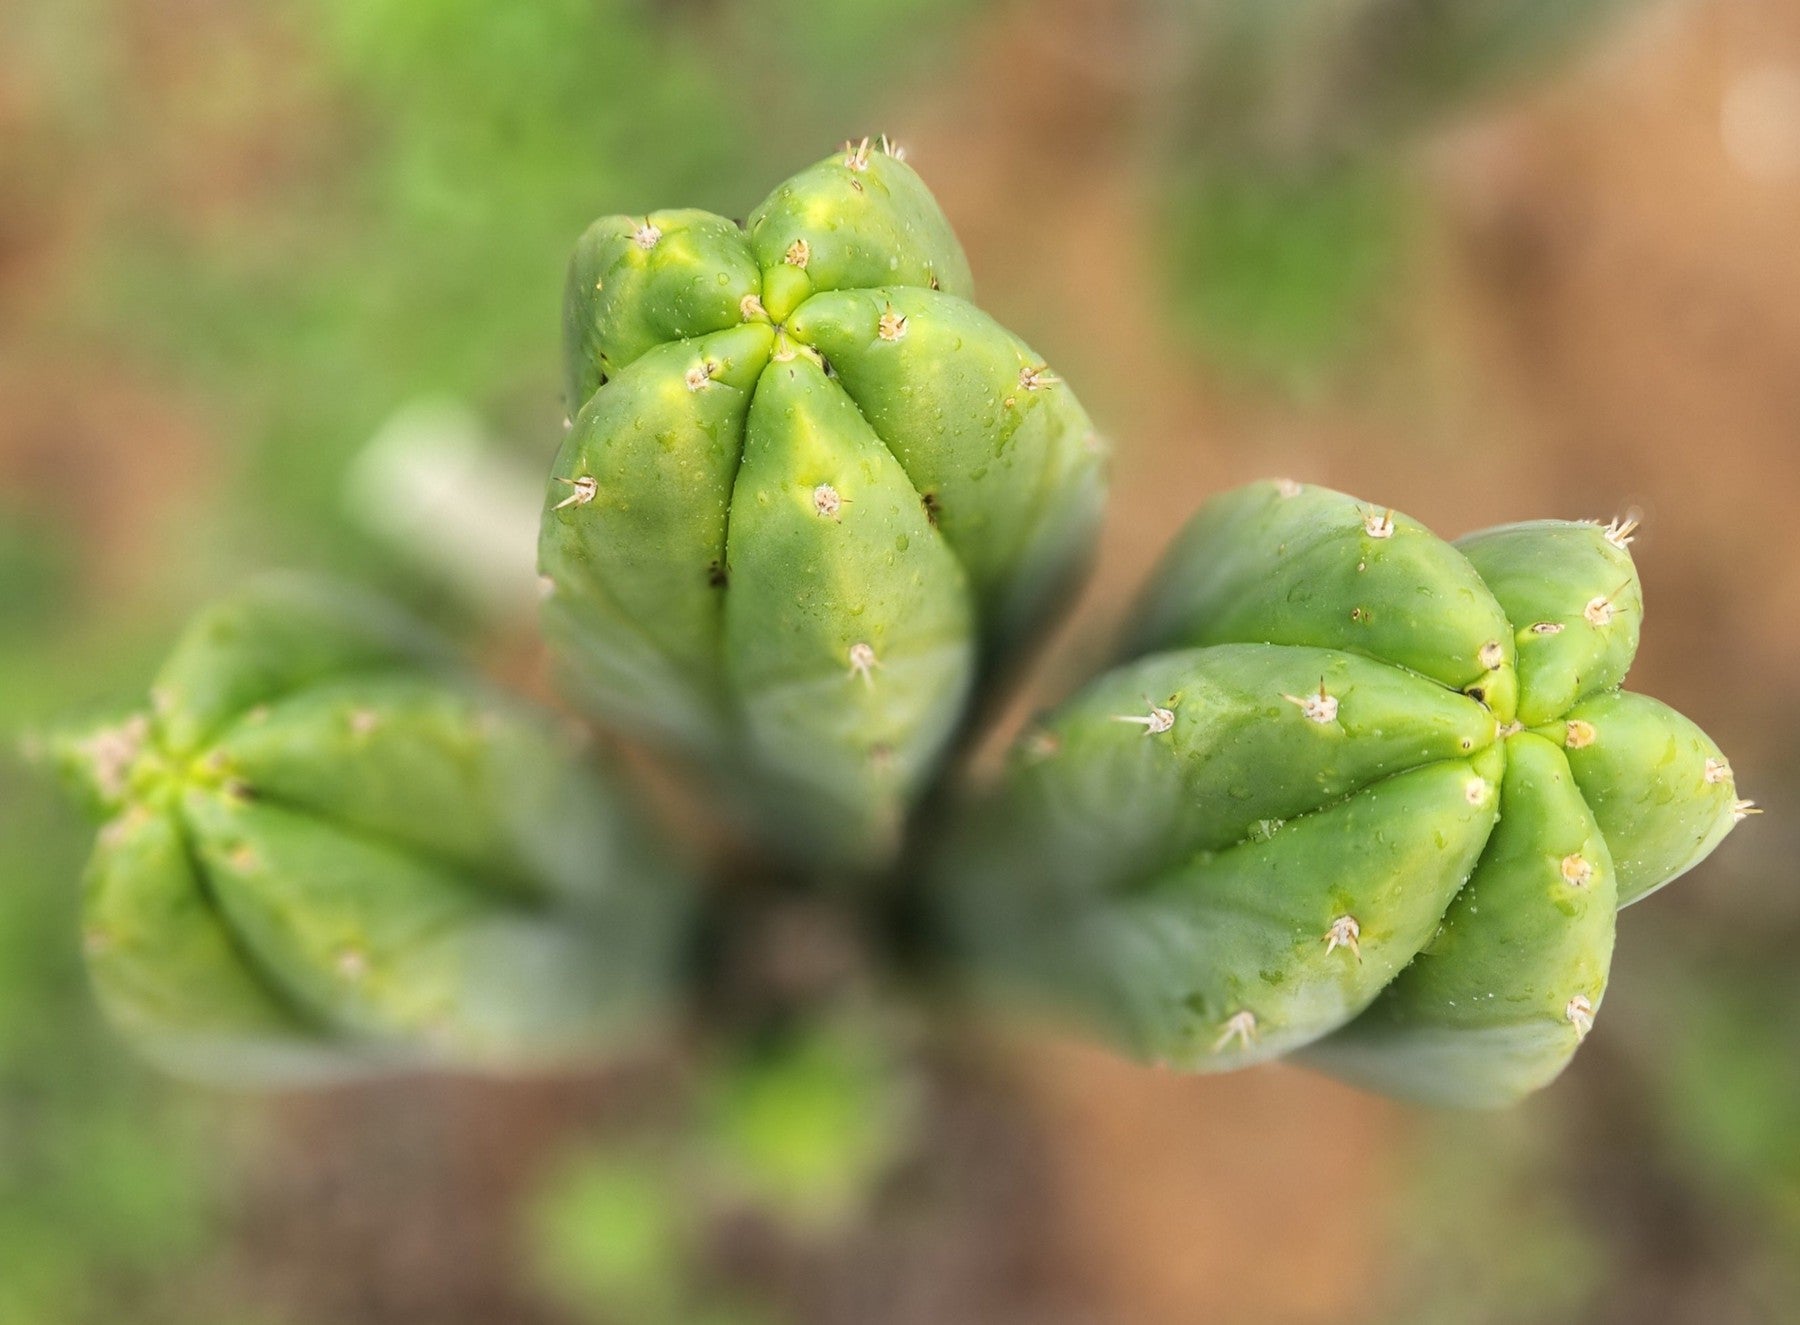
[51,578,694,1083]
[541,138,1108,869]
[942,481,1747,1106]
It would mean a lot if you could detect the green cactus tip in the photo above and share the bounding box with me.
[49,576,695,1085]
[942,480,1750,1108]
[540,139,1109,870]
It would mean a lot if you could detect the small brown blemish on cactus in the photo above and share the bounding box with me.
[785,238,811,269]
[1114,700,1176,735]
[1733,798,1760,822]
[706,561,728,588]
[633,220,661,250]
[740,293,767,321]
[1324,915,1362,961]
[1002,395,1017,410]
[228,844,259,872]
[684,360,717,392]
[1565,719,1597,749]
[1274,478,1303,498]
[868,743,895,774]
[1704,757,1731,785]
[1349,606,1367,622]
[553,475,597,510]
[1283,680,1338,725]
[349,709,380,737]
[1478,640,1505,670]
[844,137,872,172]
[83,928,113,956]
[1531,621,1565,636]
[847,642,880,687]
[1566,995,1595,1040]
[812,484,843,520]
[877,307,908,342]
[1362,508,1395,539]
[336,948,369,981]
[921,491,941,526]
[1497,721,1523,738]
[1584,595,1615,627]
[1603,514,1640,549]
[1561,853,1594,887]
[1019,365,1056,392]
[1213,1010,1257,1053]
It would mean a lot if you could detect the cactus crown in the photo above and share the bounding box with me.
[542,139,1107,869]
[949,481,1744,1106]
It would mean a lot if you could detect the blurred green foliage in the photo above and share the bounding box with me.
[1156,0,1649,387]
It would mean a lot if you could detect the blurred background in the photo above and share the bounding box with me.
[3,1,1798,1321]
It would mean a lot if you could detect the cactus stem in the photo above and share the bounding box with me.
[1565,720,1597,749]
[1733,798,1761,822]
[633,220,661,250]
[1113,700,1176,735]
[1704,758,1731,785]
[553,476,598,510]
[812,484,845,520]
[1531,621,1565,636]
[1561,853,1594,887]
[1283,681,1339,725]
[1566,995,1595,1040]
[740,293,767,321]
[785,238,811,269]
[1324,914,1362,961]
[1213,1010,1257,1053]
[877,306,909,342]
[1019,365,1057,392]
[1602,514,1640,549]
[847,642,881,687]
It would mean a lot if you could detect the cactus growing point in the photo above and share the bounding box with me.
[541,139,1108,869]
[942,481,1746,1106]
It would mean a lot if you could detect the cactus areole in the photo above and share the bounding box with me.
[945,482,1747,1107]
[541,139,1108,869]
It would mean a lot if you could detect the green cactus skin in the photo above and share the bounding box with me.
[943,482,1746,1107]
[541,139,1108,869]
[52,577,694,1084]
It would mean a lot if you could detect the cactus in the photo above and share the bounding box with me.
[43,147,1751,1114]
[541,137,1108,869]
[48,576,695,1083]
[940,481,1748,1106]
